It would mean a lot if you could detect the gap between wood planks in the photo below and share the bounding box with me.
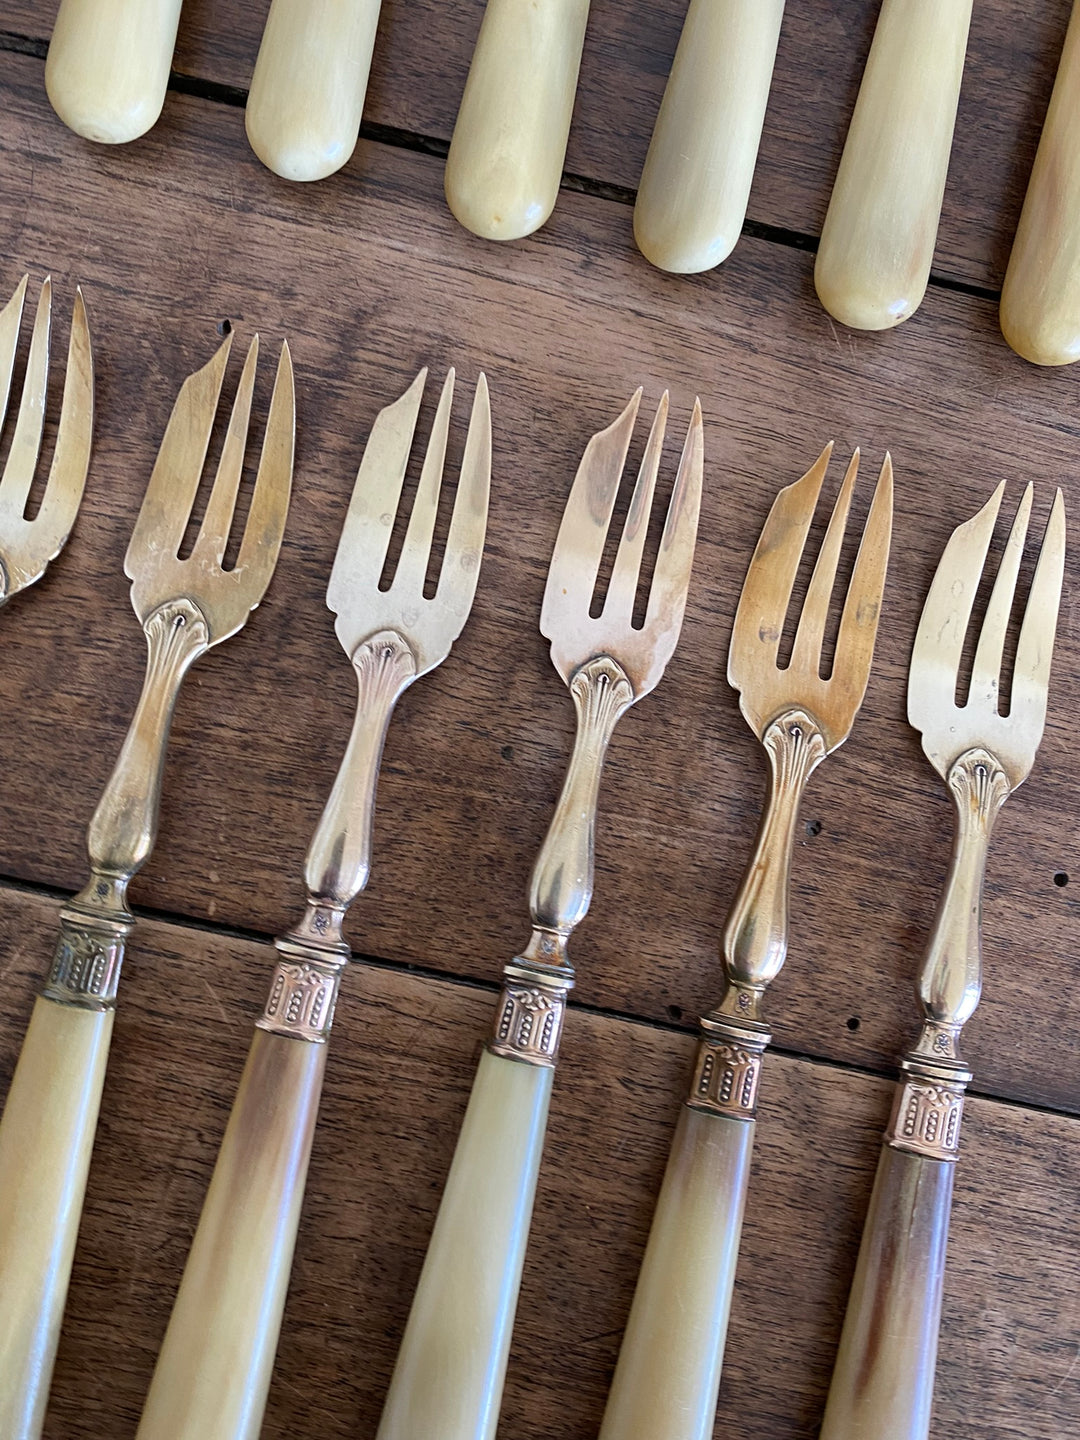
[0,27,1000,306]
[0,868,1075,1125]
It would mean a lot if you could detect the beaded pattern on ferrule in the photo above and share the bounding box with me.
[43,922,126,1009]
[257,960,340,1043]
[689,1036,763,1118]
[886,1078,965,1161]
[488,979,567,1067]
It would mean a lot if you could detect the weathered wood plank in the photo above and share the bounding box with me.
[0,49,1074,1112]
[0,888,1072,1439]
[1,0,1072,289]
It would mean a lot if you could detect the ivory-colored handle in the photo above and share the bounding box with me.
[598,1106,754,1440]
[45,0,183,144]
[376,1048,553,1440]
[444,0,591,241]
[245,0,383,182]
[1000,1,1080,365]
[814,0,973,330]
[819,1143,955,1440]
[136,1029,327,1440]
[634,0,785,274]
[0,997,114,1440]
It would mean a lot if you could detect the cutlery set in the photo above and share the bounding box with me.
[0,265,1067,1440]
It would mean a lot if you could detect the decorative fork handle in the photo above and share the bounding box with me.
[444,0,591,241]
[0,597,208,1440]
[599,706,824,1440]
[820,747,1009,1440]
[135,629,416,1440]
[376,654,632,1440]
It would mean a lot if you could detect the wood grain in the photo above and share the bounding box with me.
[1,0,1073,289]
[0,48,1073,1111]
[0,886,1072,1439]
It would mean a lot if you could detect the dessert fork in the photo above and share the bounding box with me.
[820,483,1066,1440]
[377,389,703,1440]
[0,333,294,1440]
[0,274,92,606]
[135,367,491,1440]
[600,444,893,1440]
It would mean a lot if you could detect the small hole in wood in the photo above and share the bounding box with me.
[806,819,823,837]
[217,318,232,336]
[1054,871,1069,888]
[667,1004,683,1022]
[500,745,514,761]
[846,1016,860,1032]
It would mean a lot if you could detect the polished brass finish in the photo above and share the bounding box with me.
[504,388,704,1026]
[821,483,1067,1440]
[0,275,92,605]
[703,443,894,1098]
[62,334,295,1006]
[488,967,571,1067]
[893,481,1067,1139]
[257,366,492,1039]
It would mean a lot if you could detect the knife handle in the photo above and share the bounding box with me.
[45,0,184,144]
[814,0,973,329]
[444,0,591,241]
[819,1141,955,1440]
[599,1104,755,1440]
[376,1047,554,1440]
[245,0,384,182]
[0,996,114,1440]
[136,1027,327,1440]
[634,0,785,274]
[1000,0,1080,365]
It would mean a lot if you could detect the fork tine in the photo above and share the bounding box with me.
[642,398,703,645]
[0,276,51,523]
[790,450,860,674]
[125,334,233,572]
[326,368,427,611]
[234,340,295,591]
[1010,488,1066,736]
[0,275,28,437]
[392,369,454,595]
[28,287,93,555]
[831,453,893,697]
[907,480,1005,695]
[604,392,669,620]
[728,442,833,686]
[193,335,259,565]
[435,372,491,619]
[541,389,642,632]
[968,482,1033,708]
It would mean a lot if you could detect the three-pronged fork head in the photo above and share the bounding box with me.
[0,274,92,604]
[729,442,893,752]
[542,389,703,699]
[125,332,294,641]
[909,482,1067,792]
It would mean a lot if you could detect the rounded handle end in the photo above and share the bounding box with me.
[633,203,739,276]
[245,109,354,183]
[444,162,556,242]
[814,255,923,332]
[45,67,164,144]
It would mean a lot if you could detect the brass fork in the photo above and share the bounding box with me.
[135,367,491,1440]
[0,334,294,1440]
[600,444,893,1440]
[821,484,1067,1440]
[376,391,704,1440]
[0,275,92,605]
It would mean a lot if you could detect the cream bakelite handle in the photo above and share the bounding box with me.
[0,997,114,1440]
[45,0,183,144]
[377,1049,553,1440]
[814,0,973,329]
[1000,1,1080,365]
[819,1143,954,1440]
[598,1106,754,1440]
[136,1030,327,1440]
[634,0,785,274]
[245,0,383,182]
[444,0,591,241]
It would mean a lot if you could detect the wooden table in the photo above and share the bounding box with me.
[0,2,1076,1436]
